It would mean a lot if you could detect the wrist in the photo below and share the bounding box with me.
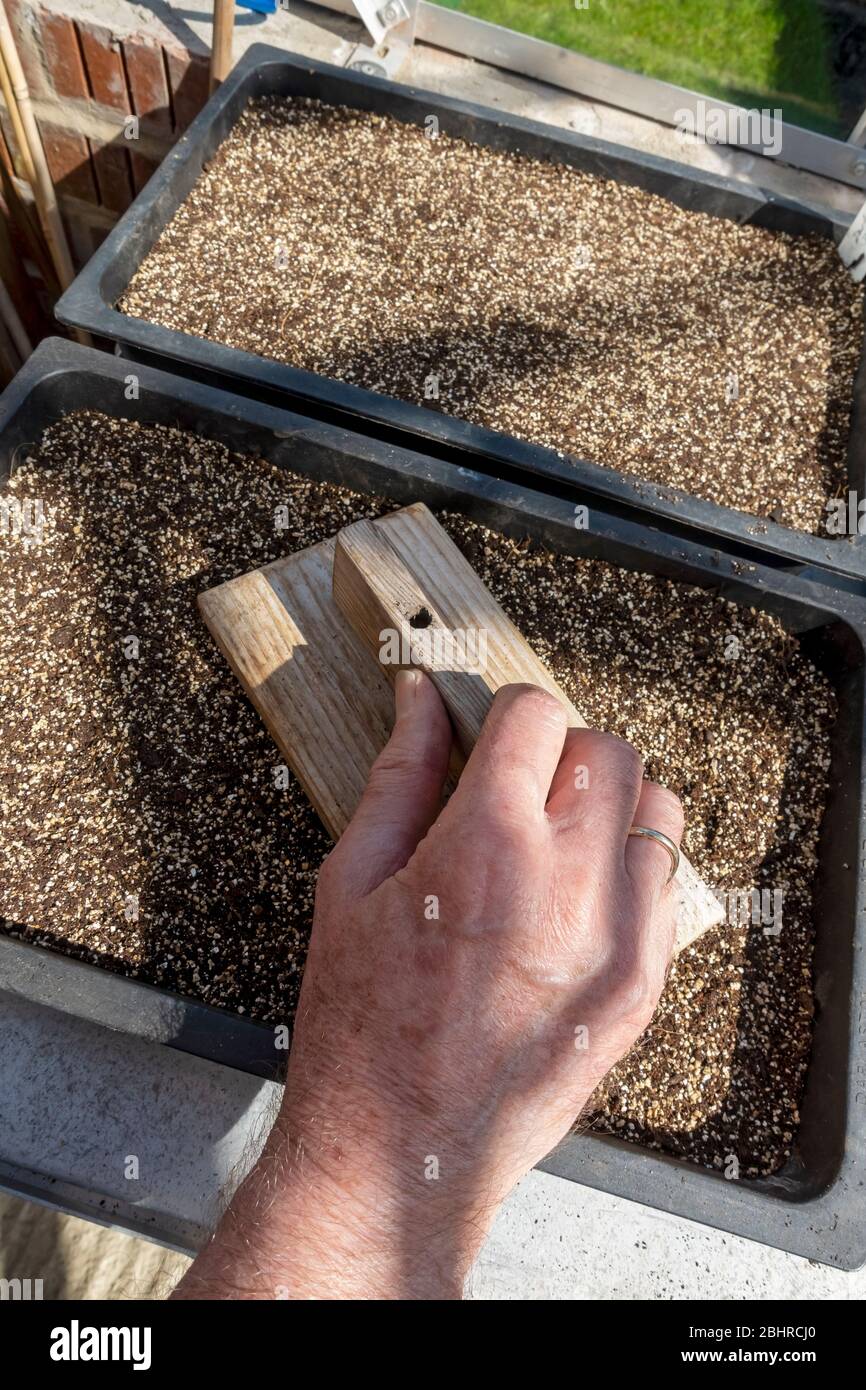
[176,1103,479,1300]
[262,1104,483,1299]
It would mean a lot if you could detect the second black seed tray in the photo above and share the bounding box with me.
[56,44,866,583]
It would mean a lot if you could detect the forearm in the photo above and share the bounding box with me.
[173,1003,626,1299]
[172,1111,479,1301]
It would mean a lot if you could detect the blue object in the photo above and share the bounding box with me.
[236,0,278,12]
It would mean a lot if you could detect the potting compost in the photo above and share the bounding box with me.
[118,95,864,537]
[0,410,835,1176]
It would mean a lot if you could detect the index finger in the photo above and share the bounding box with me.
[446,683,569,821]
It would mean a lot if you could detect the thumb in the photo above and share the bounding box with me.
[325,669,452,900]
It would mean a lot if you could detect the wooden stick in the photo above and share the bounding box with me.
[0,40,36,189]
[333,503,723,949]
[0,6,75,290]
[0,3,90,346]
[210,0,235,94]
[0,154,61,303]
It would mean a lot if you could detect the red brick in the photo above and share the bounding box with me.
[122,37,172,138]
[39,10,89,101]
[129,151,160,195]
[3,0,44,94]
[165,49,209,134]
[90,139,133,213]
[76,20,129,113]
[39,123,97,202]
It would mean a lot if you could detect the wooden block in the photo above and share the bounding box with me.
[334,504,721,949]
[199,504,723,952]
[334,507,577,756]
[199,536,393,841]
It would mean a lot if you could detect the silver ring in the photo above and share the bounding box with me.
[628,825,680,883]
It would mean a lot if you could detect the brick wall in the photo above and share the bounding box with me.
[0,0,210,267]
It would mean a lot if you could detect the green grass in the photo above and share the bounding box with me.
[433,0,840,135]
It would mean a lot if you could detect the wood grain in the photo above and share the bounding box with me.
[199,536,393,841]
[335,506,586,753]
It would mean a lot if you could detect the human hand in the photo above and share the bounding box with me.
[176,672,682,1300]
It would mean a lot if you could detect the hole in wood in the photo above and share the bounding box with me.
[409,607,433,629]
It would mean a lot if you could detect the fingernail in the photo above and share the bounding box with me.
[395,668,421,716]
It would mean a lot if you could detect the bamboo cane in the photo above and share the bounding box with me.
[210,0,235,94]
[0,41,35,189]
[0,0,86,338]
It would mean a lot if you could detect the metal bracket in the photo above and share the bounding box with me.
[839,197,866,282]
[345,0,417,80]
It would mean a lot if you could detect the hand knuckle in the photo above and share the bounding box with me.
[315,848,342,897]
[367,745,420,792]
[372,743,413,776]
[579,729,644,781]
[608,961,656,1029]
[605,734,644,780]
[502,683,567,730]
